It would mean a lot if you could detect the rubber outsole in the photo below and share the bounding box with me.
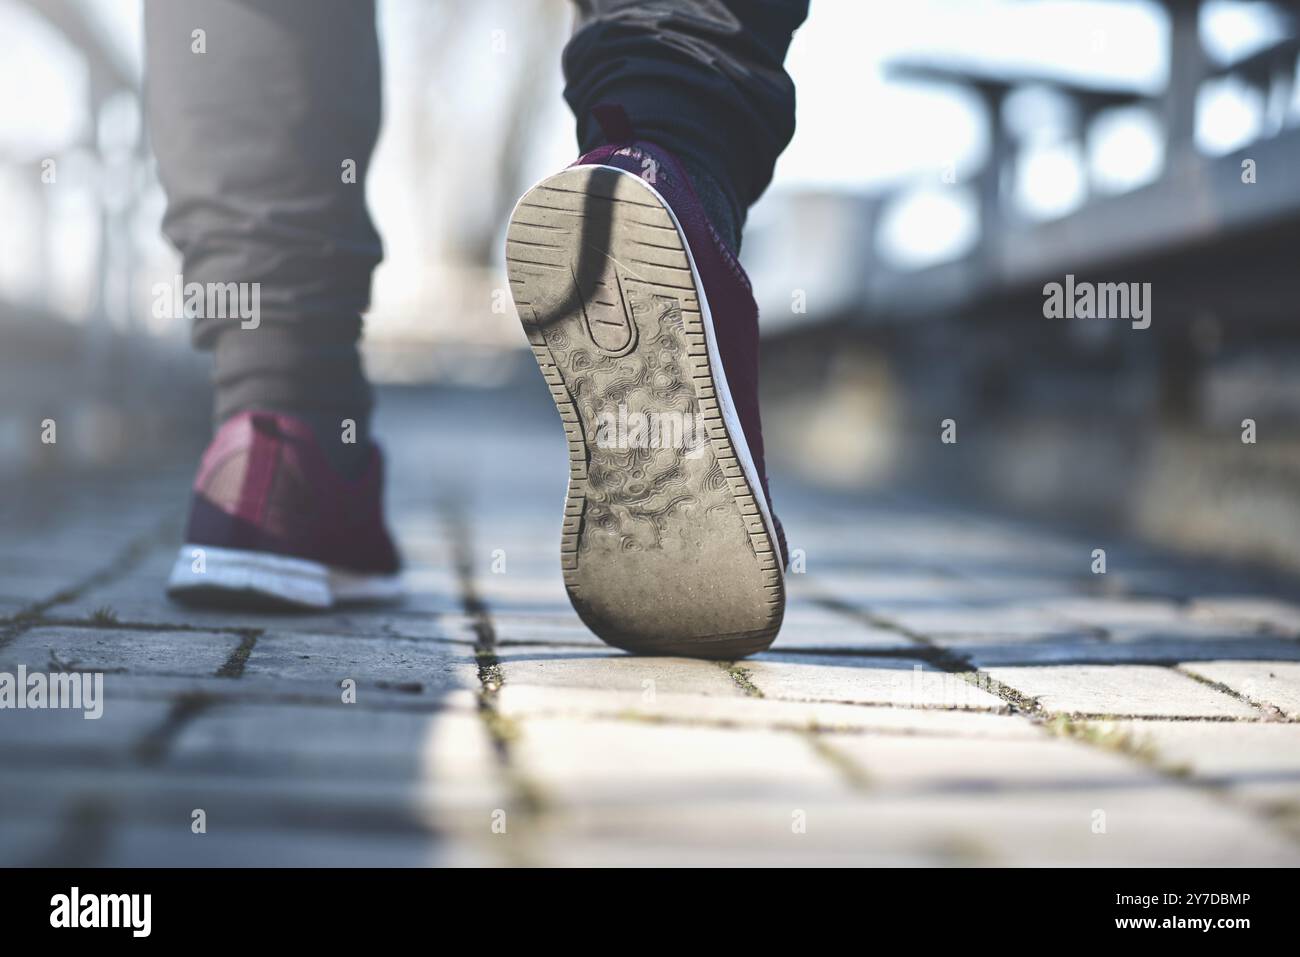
[505,165,784,659]
[165,544,403,611]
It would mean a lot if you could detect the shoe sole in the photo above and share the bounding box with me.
[505,164,784,659]
[166,544,403,611]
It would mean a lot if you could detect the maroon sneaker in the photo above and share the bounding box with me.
[505,121,786,658]
[166,410,402,609]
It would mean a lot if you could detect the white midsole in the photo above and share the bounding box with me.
[330,567,406,603]
[166,544,403,608]
[583,164,784,579]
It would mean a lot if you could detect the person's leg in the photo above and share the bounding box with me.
[144,0,382,470]
[146,0,400,608]
[561,0,809,251]
[508,0,807,657]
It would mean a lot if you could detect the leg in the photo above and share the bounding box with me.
[562,0,809,250]
[508,0,807,656]
[147,0,400,608]
[145,0,381,458]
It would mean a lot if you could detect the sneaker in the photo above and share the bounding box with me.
[166,410,402,609]
[505,132,786,658]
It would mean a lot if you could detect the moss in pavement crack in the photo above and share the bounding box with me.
[723,662,764,698]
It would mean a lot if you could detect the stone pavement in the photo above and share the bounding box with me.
[2,386,1299,866]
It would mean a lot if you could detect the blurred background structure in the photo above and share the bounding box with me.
[3,0,1300,571]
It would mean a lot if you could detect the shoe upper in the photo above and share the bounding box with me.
[572,136,788,568]
[183,410,400,575]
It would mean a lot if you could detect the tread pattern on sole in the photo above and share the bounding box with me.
[506,167,783,656]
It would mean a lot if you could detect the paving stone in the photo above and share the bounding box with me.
[1178,660,1300,717]
[0,548,140,606]
[499,648,744,696]
[0,762,477,839]
[0,814,70,867]
[241,631,479,695]
[811,791,1296,866]
[168,702,466,774]
[48,600,472,639]
[1148,631,1300,660]
[478,577,573,615]
[385,563,461,597]
[0,698,171,762]
[53,545,466,629]
[417,709,511,811]
[1026,596,1189,629]
[816,734,1296,863]
[863,602,1086,639]
[799,570,989,605]
[826,731,1151,792]
[1108,564,1269,604]
[930,634,1112,666]
[494,684,1041,737]
[744,655,1006,710]
[0,594,36,618]
[471,556,563,582]
[947,633,1300,667]
[69,672,469,712]
[768,602,920,651]
[1188,597,1300,637]
[1099,719,1300,809]
[95,825,471,867]
[492,612,603,647]
[982,664,1260,718]
[531,836,944,867]
[8,404,1300,867]
[493,604,918,653]
[0,626,242,677]
[166,705,505,834]
[358,612,479,642]
[511,717,850,807]
[504,764,1289,868]
[1105,618,1283,644]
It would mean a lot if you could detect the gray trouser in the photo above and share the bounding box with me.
[143,0,808,426]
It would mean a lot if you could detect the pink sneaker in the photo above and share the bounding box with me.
[166,411,402,609]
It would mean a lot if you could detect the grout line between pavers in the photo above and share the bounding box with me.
[13,507,1296,852]
[802,730,873,792]
[30,615,264,637]
[24,797,115,868]
[214,633,260,679]
[21,610,1299,670]
[444,504,548,863]
[808,594,934,647]
[132,691,216,766]
[1044,709,1300,847]
[814,588,1300,842]
[0,517,174,653]
[720,661,764,698]
[91,683,467,712]
[819,599,1044,715]
[1173,663,1290,722]
[10,612,484,650]
[488,706,1028,737]
[725,655,880,796]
